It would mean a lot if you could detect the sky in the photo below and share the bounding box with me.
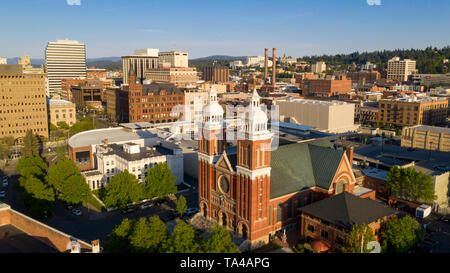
[1,0,449,59]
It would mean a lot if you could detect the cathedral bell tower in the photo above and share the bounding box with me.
[236,89,272,243]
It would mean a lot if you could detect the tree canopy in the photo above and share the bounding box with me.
[381,216,425,253]
[166,220,203,253]
[177,195,188,216]
[204,224,240,253]
[342,224,377,253]
[21,130,40,157]
[144,163,177,199]
[46,159,82,190]
[387,166,436,203]
[103,170,144,208]
[59,175,91,204]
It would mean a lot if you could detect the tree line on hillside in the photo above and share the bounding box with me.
[298,46,450,74]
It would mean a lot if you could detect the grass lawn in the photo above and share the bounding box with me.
[87,192,106,212]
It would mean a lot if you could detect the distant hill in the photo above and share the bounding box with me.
[189,55,247,70]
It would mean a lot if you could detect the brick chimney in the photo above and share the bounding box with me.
[345,146,354,165]
[264,48,268,83]
[272,48,276,87]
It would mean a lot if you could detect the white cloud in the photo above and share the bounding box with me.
[366,0,381,5]
[66,0,81,6]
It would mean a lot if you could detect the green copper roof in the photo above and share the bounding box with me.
[270,138,345,199]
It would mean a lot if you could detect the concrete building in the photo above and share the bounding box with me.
[70,81,103,109]
[105,87,129,123]
[311,61,326,74]
[275,99,357,133]
[0,58,6,64]
[47,99,76,127]
[202,65,229,83]
[144,67,198,88]
[346,71,381,84]
[158,51,188,68]
[378,96,448,126]
[361,62,377,70]
[45,40,87,96]
[122,49,159,85]
[67,124,184,188]
[387,57,416,82]
[401,125,450,152]
[245,56,266,66]
[0,64,49,141]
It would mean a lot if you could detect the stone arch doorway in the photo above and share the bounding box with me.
[200,202,208,218]
[335,180,346,194]
[239,222,249,239]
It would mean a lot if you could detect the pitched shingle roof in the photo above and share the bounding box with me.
[270,138,345,198]
[299,192,397,230]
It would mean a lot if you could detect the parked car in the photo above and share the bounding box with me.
[186,207,199,215]
[140,202,154,210]
[0,191,6,198]
[2,178,8,187]
[71,209,82,216]
[121,206,137,214]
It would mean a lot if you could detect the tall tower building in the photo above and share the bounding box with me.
[45,40,86,97]
[122,48,159,85]
[387,57,416,82]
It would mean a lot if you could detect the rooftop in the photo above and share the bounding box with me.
[407,125,450,134]
[300,192,397,230]
[0,225,58,253]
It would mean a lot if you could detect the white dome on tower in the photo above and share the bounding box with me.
[202,86,224,127]
[237,89,272,140]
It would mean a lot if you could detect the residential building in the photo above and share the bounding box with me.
[47,99,76,127]
[158,51,188,68]
[361,62,377,70]
[202,65,229,83]
[387,57,416,82]
[410,73,450,88]
[86,67,107,80]
[378,96,448,126]
[197,89,362,249]
[144,67,198,88]
[0,64,49,141]
[359,106,379,124]
[0,202,99,253]
[245,56,266,67]
[82,141,183,190]
[45,39,87,96]
[311,61,326,74]
[105,87,129,123]
[275,98,357,133]
[299,192,397,253]
[303,76,352,97]
[122,49,159,85]
[280,53,297,66]
[401,125,450,152]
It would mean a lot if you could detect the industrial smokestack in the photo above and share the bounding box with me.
[264,48,268,83]
[272,48,276,87]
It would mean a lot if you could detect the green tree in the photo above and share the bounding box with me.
[204,224,240,253]
[21,130,40,157]
[46,159,81,190]
[55,145,67,161]
[57,121,70,130]
[104,218,135,253]
[144,163,177,199]
[166,221,202,253]
[16,156,47,179]
[59,175,91,205]
[381,216,425,253]
[129,217,154,253]
[104,170,144,208]
[177,195,188,216]
[49,123,58,131]
[145,215,170,252]
[386,166,436,203]
[342,224,377,253]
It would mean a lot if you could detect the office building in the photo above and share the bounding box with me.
[0,64,49,141]
[387,57,416,82]
[346,71,381,84]
[311,61,326,74]
[202,65,229,83]
[303,76,352,97]
[45,40,87,96]
[70,81,103,109]
[122,48,159,85]
[401,125,450,152]
[276,98,357,133]
[47,99,76,127]
[159,51,188,68]
[378,96,448,126]
[145,67,198,88]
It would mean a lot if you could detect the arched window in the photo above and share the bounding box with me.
[335,180,346,194]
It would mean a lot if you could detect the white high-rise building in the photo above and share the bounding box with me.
[45,39,86,96]
[311,61,326,74]
[122,48,159,85]
[387,57,416,82]
[159,51,188,68]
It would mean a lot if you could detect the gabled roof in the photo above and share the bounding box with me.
[270,138,344,199]
[299,192,397,230]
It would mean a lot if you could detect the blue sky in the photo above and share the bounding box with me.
[1,0,449,59]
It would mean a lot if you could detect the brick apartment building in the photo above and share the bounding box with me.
[378,96,448,126]
[346,70,381,84]
[303,76,352,97]
[359,106,379,124]
[71,81,103,109]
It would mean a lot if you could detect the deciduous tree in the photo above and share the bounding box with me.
[177,195,187,216]
[204,224,240,253]
[21,130,40,157]
[144,163,177,199]
[381,216,424,253]
[342,224,376,253]
[104,170,144,208]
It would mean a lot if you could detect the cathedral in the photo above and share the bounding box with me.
[197,88,357,248]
